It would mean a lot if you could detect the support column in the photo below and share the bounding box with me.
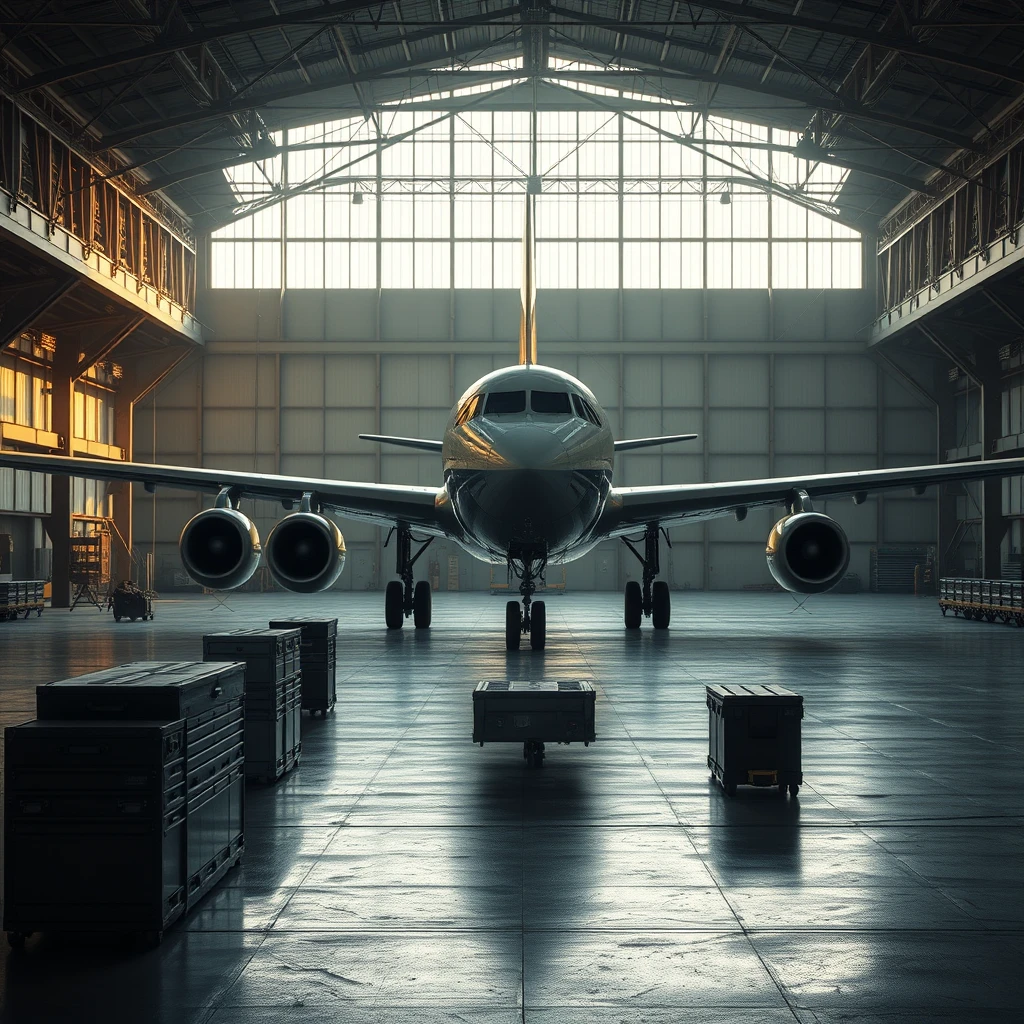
[936,369,960,579]
[47,340,75,608]
[111,392,134,583]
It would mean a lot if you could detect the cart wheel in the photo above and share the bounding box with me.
[789,784,800,797]
[940,607,947,616]
[7,931,30,949]
[725,783,737,797]
[129,615,137,622]
[114,615,121,623]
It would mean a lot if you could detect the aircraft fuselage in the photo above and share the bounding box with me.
[441,364,614,564]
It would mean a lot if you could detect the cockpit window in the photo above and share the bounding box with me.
[531,390,571,414]
[455,394,481,426]
[485,390,526,414]
[572,394,601,425]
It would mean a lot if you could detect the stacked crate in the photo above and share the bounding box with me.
[5,662,246,944]
[203,629,303,783]
[268,618,338,716]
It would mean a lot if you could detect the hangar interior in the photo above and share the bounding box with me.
[1,1,1024,1021]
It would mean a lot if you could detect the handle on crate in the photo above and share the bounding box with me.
[210,685,223,698]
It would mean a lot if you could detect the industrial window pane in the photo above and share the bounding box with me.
[415,140,450,176]
[537,241,576,288]
[286,241,325,288]
[494,242,521,288]
[454,139,493,176]
[772,241,807,288]
[211,241,243,288]
[15,371,31,424]
[622,195,659,238]
[0,366,14,422]
[706,196,732,238]
[536,195,577,238]
[623,142,659,177]
[707,241,732,288]
[349,196,376,238]
[494,195,525,237]
[414,242,450,288]
[832,242,862,288]
[414,195,450,238]
[623,242,659,288]
[323,190,349,237]
[349,242,377,287]
[539,139,577,176]
[731,193,768,239]
[380,137,413,176]
[381,242,414,287]
[253,242,281,288]
[807,240,832,289]
[324,241,349,287]
[381,196,414,238]
[454,242,493,287]
[578,242,618,288]
[733,241,768,288]
[249,205,281,239]
[806,207,834,239]
[771,196,806,238]
[578,196,618,238]
[577,140,618,177]
[286,194,324,238]
[454,197,492,238]
[86,394,97,440]
[73,391,85,438]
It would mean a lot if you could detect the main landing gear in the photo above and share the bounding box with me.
[384,525,433,630]
[505,544,547,651]
[622,523,670,630]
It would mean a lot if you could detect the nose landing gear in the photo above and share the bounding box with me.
[622,522,671,630]
[505,545,547,651]
[384,525,434,630]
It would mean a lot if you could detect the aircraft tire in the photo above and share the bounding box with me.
[505,601,521,650]
[652,581,671,629]
[385,581,404,629]
[413,580,432,628]
[530,600,546,650]
[624,581,642,629]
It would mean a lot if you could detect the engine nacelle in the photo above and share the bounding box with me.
[766,511,850,595]
[265,512,346,593]
[179,508,261,590]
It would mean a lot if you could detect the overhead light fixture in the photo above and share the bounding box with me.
[719,191,731,205]
[352,190,364,205]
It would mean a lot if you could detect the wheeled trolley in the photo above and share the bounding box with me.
[472,680,596,767]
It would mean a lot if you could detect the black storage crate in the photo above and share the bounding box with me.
[473,681,596,756]
[203,629,302,683]
[244,687,302,783]
[706,684,803,797]
[269,618,338,716]
[4,719,189,941]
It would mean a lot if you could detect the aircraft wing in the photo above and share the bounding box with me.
[0,451,449,534]
[596,456,1024,537]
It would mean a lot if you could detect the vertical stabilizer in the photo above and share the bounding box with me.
[519,194,537,365]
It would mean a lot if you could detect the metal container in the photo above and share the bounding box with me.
[269,619,338,715]
[203,629,302,683]
[706,683,803,797]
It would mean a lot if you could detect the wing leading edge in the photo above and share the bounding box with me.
[597,457,1024,537]
[0,451,450,534]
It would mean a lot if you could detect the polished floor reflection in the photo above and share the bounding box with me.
[1,591,1022,1023]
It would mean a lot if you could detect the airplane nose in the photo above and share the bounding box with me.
[494,425,568,470]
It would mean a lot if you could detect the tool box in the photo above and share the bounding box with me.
[472,680,596,767]
[268,618,338,716]
[706,683,803,797]
[203,629,302,682]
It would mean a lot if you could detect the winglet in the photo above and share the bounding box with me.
[519,194,537,366]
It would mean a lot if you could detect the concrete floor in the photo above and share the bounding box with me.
[0,589,1022,1023]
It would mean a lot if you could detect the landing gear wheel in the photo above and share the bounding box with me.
[624,580,642,629]
[505,601,521,650]
[413,580,432,629]
[523,740,545,768]
[530,600,546,650]
[652,580,671,629]
[789,784,800,797]
[385,581,404,630]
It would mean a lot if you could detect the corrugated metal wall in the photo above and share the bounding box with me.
[135,335,936,593]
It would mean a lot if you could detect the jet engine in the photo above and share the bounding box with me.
[265,512,346,593]
[766,511,850,595]
[179,508,261,590]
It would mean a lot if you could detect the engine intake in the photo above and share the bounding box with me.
[179,508,261,590]
[766,511,850,595]
[266,512,346,593]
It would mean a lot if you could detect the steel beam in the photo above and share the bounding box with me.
[0,275,77,350]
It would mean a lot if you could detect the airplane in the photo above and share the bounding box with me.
[3,198,1024,651]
